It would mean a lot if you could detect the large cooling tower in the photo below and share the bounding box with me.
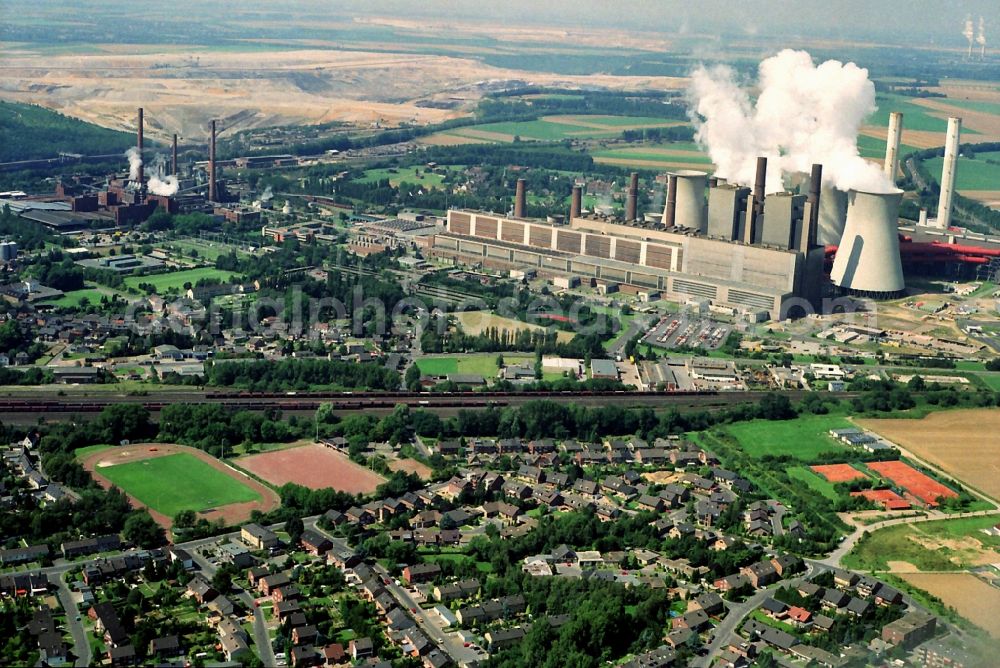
[830,189,905,298]
[670,170,708,231]
[816,186,848,246]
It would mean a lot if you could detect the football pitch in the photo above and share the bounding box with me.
[98,452,261,517]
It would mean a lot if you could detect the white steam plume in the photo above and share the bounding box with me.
[146,154,179,197]
[687,49,895,194]
[261,185,274,202]
[977,17,987,55]
[964,16,976,56]
[125,147,142,182]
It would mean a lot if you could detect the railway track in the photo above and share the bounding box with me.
[0,389,853,415]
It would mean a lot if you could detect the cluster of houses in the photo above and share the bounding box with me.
[0,436,79,510]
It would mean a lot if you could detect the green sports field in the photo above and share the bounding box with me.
[787,465,840,500]
[98,453,260,517]
[124,267,237,293]
[723,415,852,460]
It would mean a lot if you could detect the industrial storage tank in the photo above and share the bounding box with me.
[830,189,905,298]
[816,186,848,246]
[671,170,708,231]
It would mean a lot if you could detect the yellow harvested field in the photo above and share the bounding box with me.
[449,128,516,142]
[595,157,713,171]
[899,572,1000,638]
[455,311,574,343]
[963,190,1000,208]
[416,132,485,146]
[857,409,1000,500]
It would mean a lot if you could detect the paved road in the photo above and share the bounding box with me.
[696,586,773,667]
[54,571,91,667]
[305,519,484,666]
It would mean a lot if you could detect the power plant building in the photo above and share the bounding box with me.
[431,205,824,320]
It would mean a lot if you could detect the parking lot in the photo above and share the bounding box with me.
[642,316,731,351]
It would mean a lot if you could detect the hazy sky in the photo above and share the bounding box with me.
[333,0,996,44]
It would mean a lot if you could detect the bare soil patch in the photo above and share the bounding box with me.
[388,458,433,480]
[236,444,385,494]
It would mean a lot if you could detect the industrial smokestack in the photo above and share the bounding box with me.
[172,134,178,176]
[570,185,582,219]
[744,157,767,244]
[514,178,526,218]
[208,120,217,203]
[800,163,823,250]
[625,172,639,221]
[918,208,928,226]
[936,116,962,229]
[831,189,905,298]
[708,177,719,188]
[136,107,144,186]
[884,112,903,182]
[662,174,678,227]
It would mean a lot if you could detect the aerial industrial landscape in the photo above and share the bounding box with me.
[2,1,1000,666]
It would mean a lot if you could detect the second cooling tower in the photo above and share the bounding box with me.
[830,189,905,298]
[667,170,708,231]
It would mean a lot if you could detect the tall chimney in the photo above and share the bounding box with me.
[744,156,767,244]
[936,116,962,229]
[918,208,928,226]
[663,174,678,227]
[171,134,178,176]
[136,107,144,186]
[514,178,526,218]
[625,172,639,221]
[570,185,582,219]
[208,120,217,203]
[801,163,823,250]
[884,111,903,182]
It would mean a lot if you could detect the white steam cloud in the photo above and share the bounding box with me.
[260,185,274,202]
[146,154,179,197]
[125,147,142,182]
[688,49,895,194]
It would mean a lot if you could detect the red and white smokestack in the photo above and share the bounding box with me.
[137,107,144,186]
[208,120,217,203]
[570,185,582,219]
[663,174,678,228]
[625,172,639,221]
[514,178,526,218]
[172,134,178,177]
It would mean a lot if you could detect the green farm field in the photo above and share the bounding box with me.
[359,165,459,189]
[924,156,1000,191]
[723,415,852,460]
[441,115,685,143]
[97,452,261,517]
[124,267,237,293]
[416,354,536,378]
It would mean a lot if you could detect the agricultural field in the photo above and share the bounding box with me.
[897,573,1000,638]
[858,409,1000,501]
[787,466,839,500]
[433,115,686,144]
[923,155,1000,191]
[591,143,713,170]
[236,443,386,494]
[723,415,851,460]
[124,267,237,293]
[80,444,276,527]
[842,514,1000,572]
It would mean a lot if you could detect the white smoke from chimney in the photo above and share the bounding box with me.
[964,16,976,57]
[261,185,274,202]
[146,154,179,197]
[688,49,894,195]
[977,17,987,57]
[125,147,143,182]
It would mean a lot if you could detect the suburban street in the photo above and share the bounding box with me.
[54,571,91,668]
